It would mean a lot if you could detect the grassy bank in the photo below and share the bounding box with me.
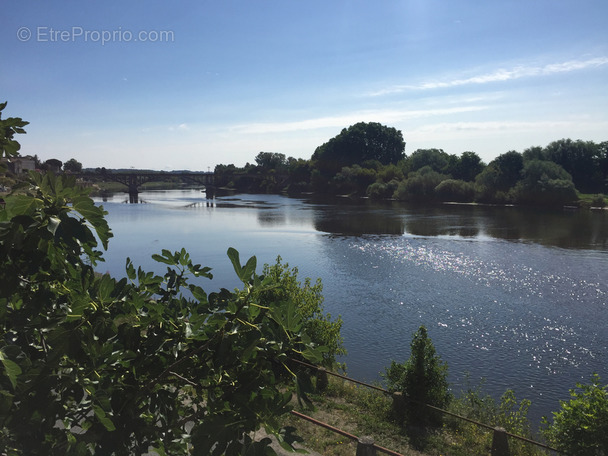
[281,375,550,456]
[577,192,608,208]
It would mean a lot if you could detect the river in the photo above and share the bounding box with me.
[93,189,608,425]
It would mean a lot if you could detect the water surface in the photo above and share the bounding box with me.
[94,190,608,424]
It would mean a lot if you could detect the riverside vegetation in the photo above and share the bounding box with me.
[214,122,607,209]
[1,103,344,455]
[2,103,608,454]
[284,326,608,455]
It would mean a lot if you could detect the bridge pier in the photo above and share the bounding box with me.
[204,185,216,199]
[128,190,139,204]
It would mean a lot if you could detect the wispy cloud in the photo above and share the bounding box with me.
[168,123,190,132]
[370,57,608,96]
[408,118,608,139]
[231,106,487,134]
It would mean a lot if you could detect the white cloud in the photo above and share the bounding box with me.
[407,118,608,143]
[369,56,608,96]
[168,123,190,131]
[230,106,487,135]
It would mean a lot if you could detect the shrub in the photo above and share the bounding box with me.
[447,381,538,456]
[434,179,475,202]
[257,257,345,367]
[393,167,448,202]
[384,326,450,427]
[542,374,608,455]
[366,179,399,199]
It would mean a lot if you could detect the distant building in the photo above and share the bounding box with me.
[4,155,36,174]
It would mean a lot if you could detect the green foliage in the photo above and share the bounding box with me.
[0,171,329,454]
[434,179,475,202]
[366,180,399,199]
[393,167,448,202]
[258,257,345,367]
[450,151,485,182]
[63,158,83,173]
[474,151,523,203]
[513,159,578,206]
[543,138,603,193]
[333,164,377,195]
[491,150,524,191]
[0,102,29,165]
[254,152,287,170]
[312,122,405,177]
[407,148,450,173]
[542,373,608,455]
[447,380,539,456]
[376,163,404,183]
[461,388,531,437]
[383,326,450,428]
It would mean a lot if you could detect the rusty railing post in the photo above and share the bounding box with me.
[491,427,510,456]
[356,436,376,456]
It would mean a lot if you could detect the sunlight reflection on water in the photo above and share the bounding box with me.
[335,236,607,422]
[96,191,608,424]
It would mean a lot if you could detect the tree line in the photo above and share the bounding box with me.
[215,121,608,207]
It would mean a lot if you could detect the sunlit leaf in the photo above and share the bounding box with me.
[0,350,21,390]
[227,247,242,279]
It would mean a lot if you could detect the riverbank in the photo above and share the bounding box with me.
[280,374,550,456]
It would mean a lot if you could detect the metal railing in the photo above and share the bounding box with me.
[289,358,562,455]
[290,410,403,456]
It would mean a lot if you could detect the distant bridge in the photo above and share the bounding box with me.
[75,171,215,203]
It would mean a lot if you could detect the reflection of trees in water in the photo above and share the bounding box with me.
[403,208,481,238]
[405,205,485,237]
[313,206,406,235]
[484,208,608,249]
[257,209,287,227]
[307,196,608,249]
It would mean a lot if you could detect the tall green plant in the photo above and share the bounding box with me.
[384,326,451,427]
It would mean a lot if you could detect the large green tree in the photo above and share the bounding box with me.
[63,158,83,173]
[543,138,603,193]
[512,159,577,206]
[474,150,524,202]
[311,122,405,176]
[451,151,485,182]
[406,148,450,174]
[254,152,287,170]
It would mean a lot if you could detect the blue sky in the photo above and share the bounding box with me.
[3,1,607,170]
